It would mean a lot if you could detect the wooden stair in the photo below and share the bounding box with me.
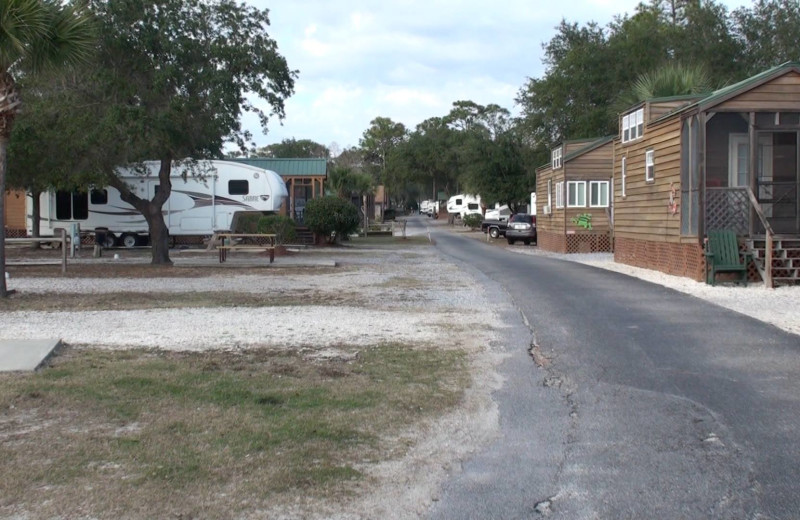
[292,226,315,246]
[746,236,800,286]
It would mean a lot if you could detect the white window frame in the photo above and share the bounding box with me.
[622,107,644,143]
[589,181,610,207]
[555,181,564,209]
[621,156,627,198]
[645,149,655,182]
[552,147,563,169]
[567,181,586,208]
[547,179,553,210]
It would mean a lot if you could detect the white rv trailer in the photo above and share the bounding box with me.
[446,194,482,219]
[28,160,288,247]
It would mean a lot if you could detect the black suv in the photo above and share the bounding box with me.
[505,213,536,245]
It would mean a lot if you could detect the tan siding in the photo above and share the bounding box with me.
[716,72,800,111]
[4,190,27,230]
[613,116,682,244]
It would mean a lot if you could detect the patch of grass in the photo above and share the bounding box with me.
[347,235,431,248]
[0,290,363,312]
[0,344,468,517]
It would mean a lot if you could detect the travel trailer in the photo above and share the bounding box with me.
[484,203,512,221]
[28,160,288,247]
[446,194,482,219]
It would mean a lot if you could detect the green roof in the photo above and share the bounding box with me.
[230,158,327,177]
[649,62,800,125]
[563,135,615,162]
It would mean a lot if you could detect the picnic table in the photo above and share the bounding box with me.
[214,233,277,263]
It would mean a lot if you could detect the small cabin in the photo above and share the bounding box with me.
[3,189,27,238]
[536,136,614,253]
[231,158,327,224]
[613,62,800,286]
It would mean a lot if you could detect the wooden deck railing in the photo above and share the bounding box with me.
[746,187,775,288]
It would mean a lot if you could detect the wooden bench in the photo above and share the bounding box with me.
[705,230,751,286]
[215,233,276,264]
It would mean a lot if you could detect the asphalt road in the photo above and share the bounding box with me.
[414,217,800,520]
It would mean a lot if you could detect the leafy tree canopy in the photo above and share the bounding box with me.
[82,0,296,264]
[248,138,329,159]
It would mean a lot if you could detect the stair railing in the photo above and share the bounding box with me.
[746,187,774,288]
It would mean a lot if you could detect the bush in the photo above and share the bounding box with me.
[463,214,483,230]
[304,196,360,243]
[257,215,296,245]
[232,213,261,233]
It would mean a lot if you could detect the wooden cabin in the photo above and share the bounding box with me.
[536,136,614,253]
[231,158,327,224]
[3,189,27,238]
[613,62,800,286]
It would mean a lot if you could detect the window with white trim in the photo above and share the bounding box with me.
[555,181,564,208]
[552,147,563,169]
[621,156,627,197]
[589,181,610,207]
[621,107,644,143]
[645,149,655,182]
[567,181,586,207]
[547,179,553,210]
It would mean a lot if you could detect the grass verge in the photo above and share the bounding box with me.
[0,344,467,518]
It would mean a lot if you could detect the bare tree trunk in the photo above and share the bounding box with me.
[0,136,7,297]
[30,190,41,250]
[109,158,173,265]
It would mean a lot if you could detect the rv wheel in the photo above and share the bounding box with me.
[102,234,116,248]
[122,234,138,248]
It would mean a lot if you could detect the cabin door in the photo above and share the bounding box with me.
[757,132,799,234]
[729,133,800,234]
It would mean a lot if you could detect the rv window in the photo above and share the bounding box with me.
[90,189,108,205]
[72,192,89,219]
[467,203,479,210]
[455,198,462,205]
[56,191,72,220]
[229,180,249,195]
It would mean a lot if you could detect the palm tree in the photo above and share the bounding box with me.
[0,0,94,296]
[614,62,714,116]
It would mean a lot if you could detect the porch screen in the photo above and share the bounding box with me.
[680,117,700,236]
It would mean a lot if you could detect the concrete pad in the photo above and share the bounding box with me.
[0,339,61,372]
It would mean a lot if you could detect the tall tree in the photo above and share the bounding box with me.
[733,0,800,74]
[0,0,94,297]
[250,138,329,159]
[359,116,407,204]
[86,0,296,264]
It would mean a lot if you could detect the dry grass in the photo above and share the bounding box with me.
[0,344,467,519]
[0,290,361,312]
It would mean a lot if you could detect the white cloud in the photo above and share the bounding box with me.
[243,0,754,150]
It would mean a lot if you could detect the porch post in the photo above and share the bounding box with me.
[749,112,757,236]
[699,112,707,241]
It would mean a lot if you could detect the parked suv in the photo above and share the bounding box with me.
[505,213,536,245]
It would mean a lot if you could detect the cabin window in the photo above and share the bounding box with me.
[645,150,655,182]
[228,180,249,195]
[547,179,553,210]
[621,156,627,198]
[622,108,644,143]
[555,181,564,208]
[589,181,609,207]
[90,189,108,205]
[567,181,586,207]
[552,147,563,169]
[55,190,89,220]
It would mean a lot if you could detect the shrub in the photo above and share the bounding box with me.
[463,214,483,230]
[233,213,261,233]
[257,215,296,245]
[304,196,360,243]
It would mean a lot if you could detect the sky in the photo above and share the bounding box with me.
[243,0,752,154]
